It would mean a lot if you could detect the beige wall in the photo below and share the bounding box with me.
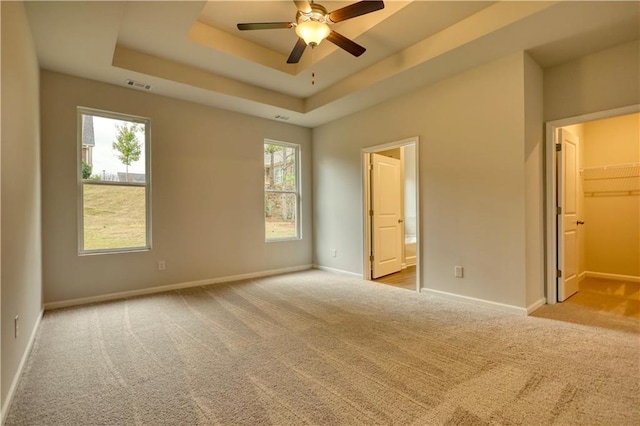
[377,148,401,159]
[1,0,43,412]
[583,113,640,277]
[1,2,3,413]
[313,52,544,309]
[41,71,312,303]
[544,40,640,122]
[524,53,544,308]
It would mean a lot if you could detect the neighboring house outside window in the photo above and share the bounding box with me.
[264,141,300,241]
[81,114,94,167]
[78,107,151,254]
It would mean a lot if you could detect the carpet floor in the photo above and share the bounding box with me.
[6,270,640,425]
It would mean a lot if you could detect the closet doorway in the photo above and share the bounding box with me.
[546,107,639,318]
[362,137,420,292]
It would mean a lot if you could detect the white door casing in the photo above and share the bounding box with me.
[558,128,579,301]
[371,153,403,278]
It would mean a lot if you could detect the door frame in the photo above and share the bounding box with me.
[362,136,420,291]
[544,104,639,304]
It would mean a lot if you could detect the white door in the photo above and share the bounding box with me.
[558,129,579,301]
[371,153,403,278]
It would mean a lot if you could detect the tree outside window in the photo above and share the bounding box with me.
[264,142,300,240]
[78,108,150,253]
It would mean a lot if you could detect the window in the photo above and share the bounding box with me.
[78,108,151,254]
[264,141,300,241]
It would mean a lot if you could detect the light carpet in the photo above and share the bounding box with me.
[6,270,640,425]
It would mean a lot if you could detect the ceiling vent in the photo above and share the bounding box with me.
[125,79,152,90]
[274,115,290,121]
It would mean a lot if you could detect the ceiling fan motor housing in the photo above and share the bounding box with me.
[296,3,329,25]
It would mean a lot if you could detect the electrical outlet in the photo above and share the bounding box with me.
[158,260,166,271]
[15,315,19,338]
[455,266,464,278]
[331,249,337,258]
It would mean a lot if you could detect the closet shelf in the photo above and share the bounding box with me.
[580,163,640,195]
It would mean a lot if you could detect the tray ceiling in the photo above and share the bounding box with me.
[25,1,640,127]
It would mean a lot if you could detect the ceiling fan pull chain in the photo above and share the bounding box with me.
[311,45,316,85]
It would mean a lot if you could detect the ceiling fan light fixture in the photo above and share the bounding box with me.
[238,0,384,64]
[295,20,330,46]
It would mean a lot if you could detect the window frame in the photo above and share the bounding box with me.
[77,107,152,255]
[264,139,301,242]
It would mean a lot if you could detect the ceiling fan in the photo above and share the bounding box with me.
[237,0,385,64]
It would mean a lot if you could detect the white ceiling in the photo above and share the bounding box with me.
[25,1,640,128]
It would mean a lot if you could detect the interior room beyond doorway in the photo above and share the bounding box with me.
[543,109,639,332]
[363,138,419,292]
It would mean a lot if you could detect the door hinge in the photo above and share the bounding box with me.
[370,255,374,262]
[556,269,562,278]
[369,210,373,216]
[557,206,562,215]
[555,144,562,152]
[369,164,373,171]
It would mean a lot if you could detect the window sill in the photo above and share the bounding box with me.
[79,247,151,256]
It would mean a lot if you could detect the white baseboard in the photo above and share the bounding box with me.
[312,264,362,278]
[526,297,547,314]
[44,264,313,311]
[1,309,44,425]
[578,271,587,282]
[405,256,416,266]
[420,288,528,316]
[585,271,640,283]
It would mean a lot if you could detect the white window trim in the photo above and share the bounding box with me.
[77,107,152,255]
[264,139,301,242]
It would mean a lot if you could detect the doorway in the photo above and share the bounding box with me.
[362,137,420,292]
[545,106,640,312]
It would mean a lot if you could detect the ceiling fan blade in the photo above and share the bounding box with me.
[293,0,312,14]
[326,30,366,57]
[287,38,307,64]
[328,0,384,23]
[237,22,293,31]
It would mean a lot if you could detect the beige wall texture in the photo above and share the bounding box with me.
[524,53,544,307]
[583,113,640,277]
[41,71,312,304]
[544,40,640,122]
[1,0,43,413]
[313,52,544,310]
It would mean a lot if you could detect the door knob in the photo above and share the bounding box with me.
[577,221,585,225]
